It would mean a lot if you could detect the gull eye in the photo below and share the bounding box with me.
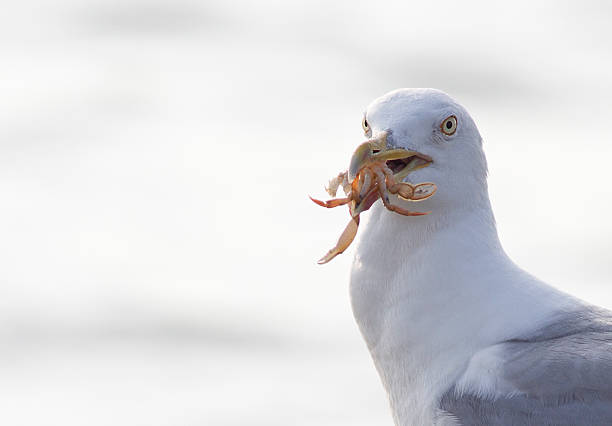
[440,115,457,136]
[362,117,370,135]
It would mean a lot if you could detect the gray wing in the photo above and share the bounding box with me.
[440,306,612,425]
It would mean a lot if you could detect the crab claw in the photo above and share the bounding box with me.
[411,183,437,200]
[317,216,360,264]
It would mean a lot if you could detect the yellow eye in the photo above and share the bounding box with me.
[441,115,457,136]
[362,117,370,135]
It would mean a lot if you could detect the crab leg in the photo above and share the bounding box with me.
[385,177,416,200]
[381,166,414,199]
[309,195,353,208]
[317,216,360,264]
[382,166,437,201]
[382,167,414,199]
[352,185,381,217]
[353,171,365,200]
[358,170,373,200]
[375,169,428,216]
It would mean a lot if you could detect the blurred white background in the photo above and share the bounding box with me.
[1,0,611,424]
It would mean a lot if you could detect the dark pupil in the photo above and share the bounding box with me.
[364,119,368,128]
[446,120,453,129]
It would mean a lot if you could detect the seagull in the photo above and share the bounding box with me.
[349,89,612,425]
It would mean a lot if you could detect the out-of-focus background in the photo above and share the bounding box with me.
[1,1,611,424]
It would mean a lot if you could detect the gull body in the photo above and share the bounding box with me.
[350,89,612,425]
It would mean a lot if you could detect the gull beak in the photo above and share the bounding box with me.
[348,131,433,182]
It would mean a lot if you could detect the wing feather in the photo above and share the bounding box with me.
[439,307,612,425]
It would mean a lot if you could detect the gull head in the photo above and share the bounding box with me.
[364,88,488,213]
[310,88,490,263]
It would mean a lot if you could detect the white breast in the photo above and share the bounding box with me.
[349,202,578,425]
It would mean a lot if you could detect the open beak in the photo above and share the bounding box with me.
[348,131,433,182]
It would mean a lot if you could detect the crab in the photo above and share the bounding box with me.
[310,132,437,264]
